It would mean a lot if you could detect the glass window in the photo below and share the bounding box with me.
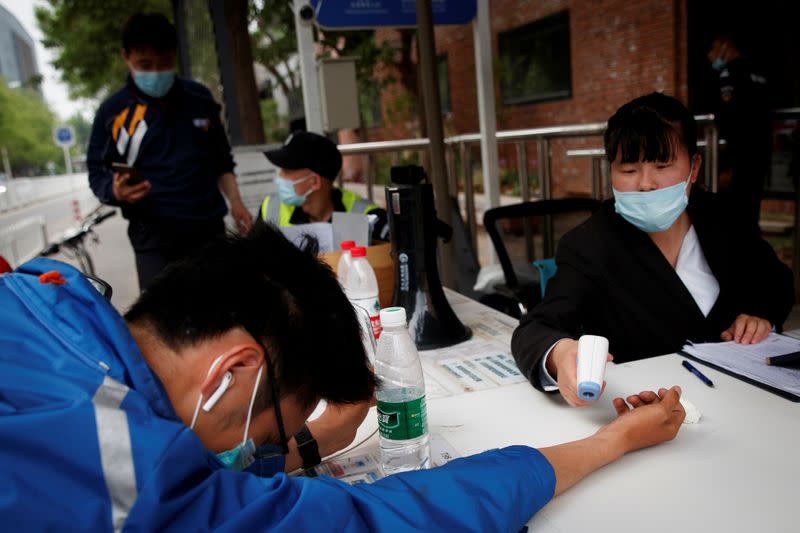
[438,54,451,115]
[498,10,572,105]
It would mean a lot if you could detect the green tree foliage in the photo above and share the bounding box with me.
[0,81,62,175]
[35,0,172,100]
[67,113,92,155]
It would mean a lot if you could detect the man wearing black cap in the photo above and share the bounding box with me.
[257,132,389,241]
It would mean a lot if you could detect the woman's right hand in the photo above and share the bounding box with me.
[547,339,613,407]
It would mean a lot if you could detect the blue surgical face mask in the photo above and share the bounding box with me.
[190,358,265,472]
[132,69,176,98]
[276,174,314,206]
[613,161,694,233]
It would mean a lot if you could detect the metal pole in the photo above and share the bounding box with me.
[591,157,601,199]
[63,146,73,175]
[1,146,11,178]
[293,0,323,133]
[794,186,800,303]
[703,126,712,189]
[537,137,554,256]
[473,0,500,264]
[601,158,611,198]
[416,0,455,287]
[446,144,457,195]
[365,155,374,202]
[516,142,534,262]
[461,142,477,256]
[709,125,719,193]
[172,0,192,78]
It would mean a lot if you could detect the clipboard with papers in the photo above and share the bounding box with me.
[680,333,800,402]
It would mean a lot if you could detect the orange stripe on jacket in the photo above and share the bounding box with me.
[111,108,130,142]
[127,104,147,136]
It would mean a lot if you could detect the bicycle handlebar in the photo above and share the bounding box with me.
[40,208,117,257]
[92,210,117,225]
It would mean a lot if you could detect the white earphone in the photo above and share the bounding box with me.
[202,371,233,412]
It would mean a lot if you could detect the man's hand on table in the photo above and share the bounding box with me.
[547,339,613,407]
[597,386,685,454]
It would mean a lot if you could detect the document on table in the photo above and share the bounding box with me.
[306,433,460,485]
[681,333,800,399]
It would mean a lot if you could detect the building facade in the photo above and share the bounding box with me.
[0,4,40,92]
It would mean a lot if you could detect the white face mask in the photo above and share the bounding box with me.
[612,160,695,233]
[190,356,264,471]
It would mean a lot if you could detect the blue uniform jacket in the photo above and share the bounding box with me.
[0,260,556,532]
[87,77,234,221]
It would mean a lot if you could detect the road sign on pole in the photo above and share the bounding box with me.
[53,126,75,175]
[309,0,476,29]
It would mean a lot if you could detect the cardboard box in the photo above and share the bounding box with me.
[320,243,395,308]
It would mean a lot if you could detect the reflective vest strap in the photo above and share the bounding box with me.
[279,203,295,226]
[341,189,379,215]
[260,195,295,227]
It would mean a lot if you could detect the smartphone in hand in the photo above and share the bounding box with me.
[111,162,144,185]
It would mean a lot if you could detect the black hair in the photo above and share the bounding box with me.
[125,224,377,409]
[122,13,177,54]
[604,92,697,164]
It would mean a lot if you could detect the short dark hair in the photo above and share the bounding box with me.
[125,224,377,408]
[604,92,698,164]
[122,13,177,54]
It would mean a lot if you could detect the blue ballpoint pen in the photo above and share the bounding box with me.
[682,360,714,387]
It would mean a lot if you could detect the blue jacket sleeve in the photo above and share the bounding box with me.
[87,103,121,206]
[128,435,555,533]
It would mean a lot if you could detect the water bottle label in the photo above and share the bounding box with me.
[352,297,382,339]
[377,396,427,440]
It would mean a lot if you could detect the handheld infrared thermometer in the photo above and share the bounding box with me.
[576,335,609,401]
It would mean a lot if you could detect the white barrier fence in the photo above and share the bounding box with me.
[0,173,88,214]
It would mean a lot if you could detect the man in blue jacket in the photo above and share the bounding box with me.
[0,224,684,531]
[87,13,252,291]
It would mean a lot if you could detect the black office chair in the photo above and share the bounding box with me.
[482,198,602,318]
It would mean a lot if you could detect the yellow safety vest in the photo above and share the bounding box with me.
[260,189,379,227]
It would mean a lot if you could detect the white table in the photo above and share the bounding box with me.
[429,353,800,532]
[330,291,800,532]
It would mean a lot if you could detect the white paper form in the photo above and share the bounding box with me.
[280,222,334,252]
[306,433,461,485]
[682,333,800,397]
[413,289,526,397]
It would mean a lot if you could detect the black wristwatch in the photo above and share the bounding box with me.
[294,424,321,469]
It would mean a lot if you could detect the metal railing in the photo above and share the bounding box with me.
[236,114,719,256]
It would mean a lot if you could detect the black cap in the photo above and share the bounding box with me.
[264,131,342,181]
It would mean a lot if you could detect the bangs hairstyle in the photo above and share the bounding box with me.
[604,92,697,164]
[125,224,377,409]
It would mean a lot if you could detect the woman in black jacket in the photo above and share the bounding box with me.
[511,92,793,406]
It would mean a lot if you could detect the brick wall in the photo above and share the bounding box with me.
[367,0,690,197]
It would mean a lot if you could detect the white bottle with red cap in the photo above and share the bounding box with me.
[336,240,356,291]
[345,246,382,340]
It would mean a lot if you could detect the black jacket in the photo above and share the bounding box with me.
[87,77,234,222]
[511,189,794,390]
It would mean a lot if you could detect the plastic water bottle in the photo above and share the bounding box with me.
[374,307,430,475]
[345,246,381,340]
[336,240,356,290]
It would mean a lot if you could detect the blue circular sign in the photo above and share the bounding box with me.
[53,126,75,147]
